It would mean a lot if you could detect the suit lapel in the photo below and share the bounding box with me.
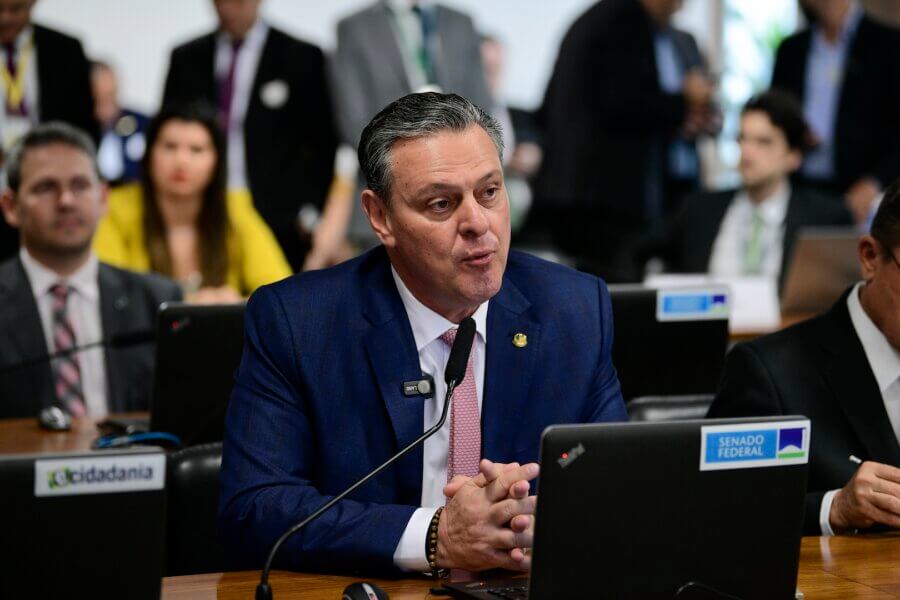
[0,259,53,412]
[195,33,218,104]
[482,276,540,459]
[372,2,413,92]
[247,27,277,120]
[815,294,900,465]
[779,188,809,288]
[690,191,732,272]
[361,250,425,493]
[98,264,133,413]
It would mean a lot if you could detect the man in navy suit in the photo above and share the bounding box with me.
[219,92,627,576]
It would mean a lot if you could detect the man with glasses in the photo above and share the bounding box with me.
[709,182,900,535]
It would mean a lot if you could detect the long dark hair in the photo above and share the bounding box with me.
[140,102,229,287]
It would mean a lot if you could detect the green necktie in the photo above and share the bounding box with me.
[743,209,766,274]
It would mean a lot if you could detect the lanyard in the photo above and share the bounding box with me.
[1,34,32,109]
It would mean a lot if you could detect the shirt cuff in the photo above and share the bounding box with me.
[393,506,440,572]
[819,489,840,536]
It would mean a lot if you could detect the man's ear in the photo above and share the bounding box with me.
[361,188,395,247]
[0,188,20,229]
[858,234,880,282]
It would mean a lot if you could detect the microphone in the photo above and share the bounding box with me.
[256,317,477,600]
[0,329,156,375]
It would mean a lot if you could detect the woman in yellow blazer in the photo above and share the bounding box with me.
[94,103,291,301]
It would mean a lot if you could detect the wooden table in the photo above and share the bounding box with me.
[0,412,147,454]
[163,533,900,599]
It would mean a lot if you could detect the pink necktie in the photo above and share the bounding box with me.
[440,327,481,482]
[49,284,86,417]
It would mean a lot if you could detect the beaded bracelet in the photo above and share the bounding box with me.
[426,506,448,580]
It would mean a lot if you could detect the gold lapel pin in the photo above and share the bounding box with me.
[512,333,528,348]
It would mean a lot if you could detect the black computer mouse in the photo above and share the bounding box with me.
[342,581,388,600]
[38,406,72,431]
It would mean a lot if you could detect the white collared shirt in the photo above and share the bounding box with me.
[819,282,900,535]
[215,19,268,191]
[708,184,790,279]
[389,266,489,571]
[19,248,108,419]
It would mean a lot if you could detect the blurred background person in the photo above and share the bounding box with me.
[91,60,148,188]
[331,0,492,250]
[641,90,852,289]
[772,0,900,224]
[532,0,718,282]
[162,0,337,271]
[480,33,543,235]
[0,122,180,419]
[92,103,290,303]
[0,0,98,262]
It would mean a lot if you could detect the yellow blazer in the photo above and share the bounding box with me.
[93,184,292,295]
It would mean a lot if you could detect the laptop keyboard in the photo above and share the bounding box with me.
[484,584,529,599]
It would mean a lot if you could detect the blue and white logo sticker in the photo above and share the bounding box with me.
[700,419,810,471]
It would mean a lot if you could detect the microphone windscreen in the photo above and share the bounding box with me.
[444,317,476,385]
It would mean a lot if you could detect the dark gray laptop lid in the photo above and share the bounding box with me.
[530,417,810,600]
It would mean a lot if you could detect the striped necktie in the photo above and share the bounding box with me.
[49,283,86,417]
[743,209,766,274]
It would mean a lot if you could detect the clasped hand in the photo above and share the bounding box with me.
[435,459,539,572]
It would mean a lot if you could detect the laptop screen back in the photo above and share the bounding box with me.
[530,417,809,599]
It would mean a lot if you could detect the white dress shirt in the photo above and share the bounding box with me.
[215,19,268,191]
[389,267,489,571]
[19,248,108,419]
[708,184,790,279]
[819,282,900,535]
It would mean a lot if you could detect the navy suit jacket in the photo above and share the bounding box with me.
[219,247,626,575]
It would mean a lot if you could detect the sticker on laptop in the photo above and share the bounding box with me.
[656,288,729,322]
[700,419,810,471]
[35,454,165,497]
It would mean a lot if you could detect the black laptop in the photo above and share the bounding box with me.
[150,302,245,445]
[608,285,729,401]
[443,417,810,599]
[0,447,167,599]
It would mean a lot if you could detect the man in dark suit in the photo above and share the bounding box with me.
[708,181,900,535]
[162,0,337,270]
[219,92,626,575]
[772,0,900,223]
[532,0,717,281]
[0,0,98,262]
[0,122,181,419]
[643,90,852,289]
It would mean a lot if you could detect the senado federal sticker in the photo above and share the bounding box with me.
[700,420,810,471]
[35,454,165,497]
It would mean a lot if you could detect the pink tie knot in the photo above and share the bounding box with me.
[440,327,457,347]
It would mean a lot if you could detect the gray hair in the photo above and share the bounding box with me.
[358,92,504,203]
[6,121,100,193]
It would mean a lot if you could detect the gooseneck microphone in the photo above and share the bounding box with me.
[0,329,156,375]
[256,317,477,600]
